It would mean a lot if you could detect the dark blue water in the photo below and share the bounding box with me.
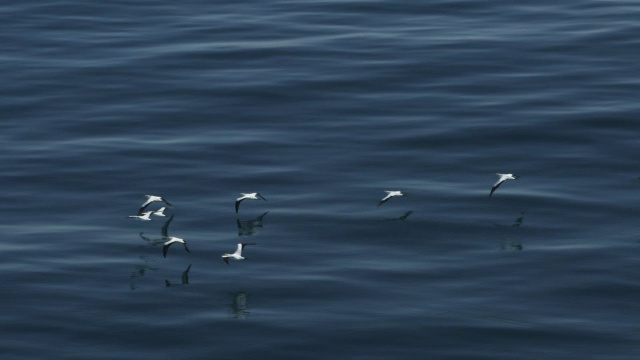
[3,1,640,359]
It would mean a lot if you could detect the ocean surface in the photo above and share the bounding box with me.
[2,1,640,359]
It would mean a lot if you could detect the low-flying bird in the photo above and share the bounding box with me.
[377,191,404,206]
[235,193,267,213]
[490,173,519,197]
[152,207,167,217]
[222,242,256,264]
[163,238,190,258]
[161,215,190,258]
[129,211,153,221]
[138,195,172,215]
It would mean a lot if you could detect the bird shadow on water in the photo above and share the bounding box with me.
[236,211,269,237]
[499,237,524,251]
[138,232,165,246]
[129,255,158,290]
[379,210,414,222]
[228,291,250,319]
[493,211,526,251]
[165,264,192,287]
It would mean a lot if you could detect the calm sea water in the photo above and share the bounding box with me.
[2,1,640,359]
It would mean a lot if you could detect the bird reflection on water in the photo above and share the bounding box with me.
[500,237,523,251]
[165,264,192,287]
[138,232,165,246]
[493,212,525,228]
[236,212,268,237]
[229,291,250,319]
[138,214,178,246]
[512,212,525,228]
[494,212,525,251]
[382,210,413,222]
[129,255,158,290]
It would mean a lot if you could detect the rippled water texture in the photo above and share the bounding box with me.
[2,1,640,359]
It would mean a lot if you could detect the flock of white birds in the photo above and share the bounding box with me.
[128,173,519,262]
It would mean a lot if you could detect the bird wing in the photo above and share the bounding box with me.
[223,256,230,264]
[240,242,256,250]
[138,201,152,215]
[162,244,170,258]
[183,243,191,254]
[235,198,243,213]
[162,198,172,206]
[234,243,243,255]
[489,179,505,197]
[257,193,267,201]
[378,193,393,206]
[161,215,174,237]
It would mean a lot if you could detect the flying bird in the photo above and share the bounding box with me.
[222,242,256,264]
[161,215,190,257]
[235,193,267,213]
[152,207,167,217]
[138,195,172,215]
[490,173,519,197]
[377,191,404,206]
[163,237,190,258]
[128,211,153,221]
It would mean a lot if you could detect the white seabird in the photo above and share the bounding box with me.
[222,242,256,264]
[490,173,519,197]
[377,190,404,206]
[235,193,267,213]
[129,211,153,221]
[161,214,190,257]
[152,207,167,217]
[163,237,190,258]
[138,195,172,215]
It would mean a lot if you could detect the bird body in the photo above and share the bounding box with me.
[129,211,153,221]
[163,237,190,258]
[235,193,267,213]
[222,242,256,264]
[153,207,167,217]
[490,173,519,197]
[378,190,404,206]
[160,215,190,257]
[138,195,172,215]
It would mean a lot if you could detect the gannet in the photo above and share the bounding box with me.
[163,237,190,258]
[235,193,267,213]
[490,173,519,197]
[138,195,172,215]
[129,211,153,221]
[377,191,404,206]
[153,207,167,217]
[161,214,190,257]
[222,242,255,264]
